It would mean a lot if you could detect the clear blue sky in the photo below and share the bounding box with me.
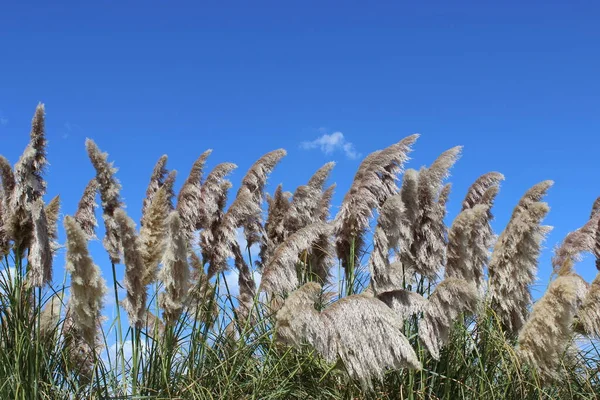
[1,1,599,304]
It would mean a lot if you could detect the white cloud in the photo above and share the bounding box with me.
[301,131,361,160]
[0,114,7,126]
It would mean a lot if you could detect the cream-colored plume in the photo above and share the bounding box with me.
[276,282,421,389]
[85,139,123,264]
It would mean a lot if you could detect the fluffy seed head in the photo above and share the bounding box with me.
[418,278,479,360]
[238,149,287,247]
[517,274,588,381]
[139,186,170,286]
[114,209,147,328]
[27,199,52,287]
[260,222,332,294]
[159,211,190,325]
[74,178,99,239]
[141,155,169,221]
[64,215,107,345]
[85,139,123,263]
[276,282,421,389]
[488,183,552,334]
[462,172,505,211]
[177,150,212,243]
[334,135,418,273]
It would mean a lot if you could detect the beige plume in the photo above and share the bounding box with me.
[64,215,107,345]
[334,135,419,274]
[517,274,587,381]
[159,211,190,325]
[114,209,147,329]
[276,282,421,389]
[85,139,123,264]
[488,182,553,334]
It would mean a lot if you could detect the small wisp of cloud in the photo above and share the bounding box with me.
[301,131,361,160]
[0,112,8,126]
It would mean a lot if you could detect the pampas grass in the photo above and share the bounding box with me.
[238,149,286,247]
[86,139,123,264]
[139,186,170,286]
[418,277,479,360]
[518,274,588,381]
[1,109,600,399]
[64,215,107,346]
[334,135,418,274]
[114,208,147,329]
[260,222,332,294]
[74,178,99,239]
[276,282,421,389]
[488,182,553,334]
[27,199,52,287]
[158,211,190,325]
[177,149,212,242]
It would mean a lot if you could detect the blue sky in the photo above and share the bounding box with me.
[1,0,600,311]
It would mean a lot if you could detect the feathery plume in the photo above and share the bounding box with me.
[513,180,554,219]
[114,209,147,329]
[307,162,336,190]
[488,182,553,334]
[187,251,216,317]
[8,143,43,249]
[418,278,479,360]
[308,230,334,284]
[74,178,99,239]
[64,215,107,345]
[200,180,232,271]
[309,185,337,282]
[411,147,462,279]
[552,201,600,276]
[261,222,332,294]
[276,282,421,389]
[141,154,168,221]
[139,186,170,286]
[318,184,335,221]
[238,149,287,247]
[45,195,60,253]
[284,162,335,234]
[232,241,256,324]
[208,187,261,278]
[62,312,98,382]
[518,275,588,381]
[3,106,48,250]
[376,289,427,321]
[258,185,291,269]
[369,194,406,293]
[159,211,190,325]
[579,271,600,338]
[462,172,505,211]
[197,162,237,230]
[85,139,123,264]
[395,168,419,276]
[445,204,492,291]
[27,199,52,287]
[28,103,48,200]
[0,196,7,255]
[572,217,600,337]
[0,155,15,196]
[163,170,177,210]
[40,293,63,338]
[590,196,600,219]
[177,150,212,242]
[334,135,419,273]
